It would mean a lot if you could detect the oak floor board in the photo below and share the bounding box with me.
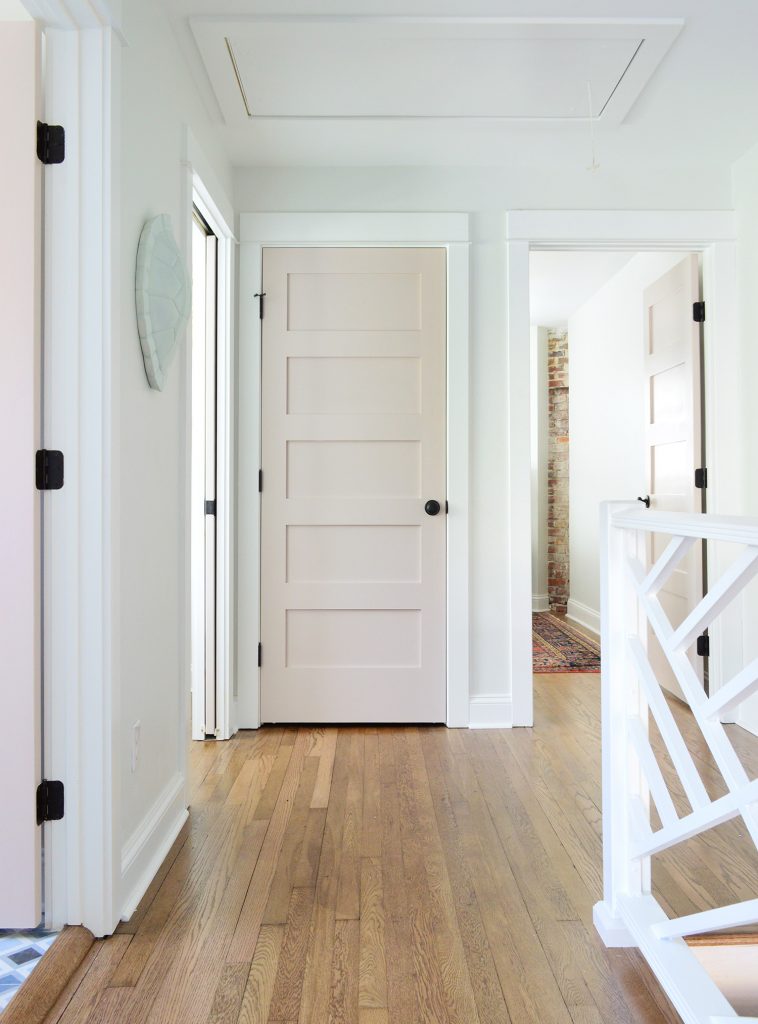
[237,926,284,1024]
[267,886,316,1022]
[40,677,758,1024]
[357,857,387,1011]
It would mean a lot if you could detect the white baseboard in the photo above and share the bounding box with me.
[120,772,188,922]
[532,593,550,612]
[566,598,600,636]
[469,695,513,729]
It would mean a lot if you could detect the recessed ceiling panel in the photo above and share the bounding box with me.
[190,17,682,125]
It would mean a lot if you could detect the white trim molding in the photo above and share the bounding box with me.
[505,210,740,731]
[120,773,187,922]
[566,598,600,636]
[184,132,237,744]
[469,695,513,729]
[532,594,550,612]
[38,12,121,937]
[236,212,471,729]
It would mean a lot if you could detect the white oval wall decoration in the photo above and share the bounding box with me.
[135,214,191,391]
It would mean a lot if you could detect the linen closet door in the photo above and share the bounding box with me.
[260,247,447,723]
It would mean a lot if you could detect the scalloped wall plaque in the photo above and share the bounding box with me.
[135,215,191,391]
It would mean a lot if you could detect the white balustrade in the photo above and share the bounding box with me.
[594,502,758,1024]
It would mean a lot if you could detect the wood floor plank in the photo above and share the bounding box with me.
[263,756,319,925]
[227,731,310,963]
[297,730,352,1024]
[336,732,365,921]
[206,964,249,1024]
[56,937,132,1024]
[237,926,284,1024]
[267,887,316,1022]
[328,919,360,1024]
[377,730,418,1024]
[358,858,387,1011]
[311,728,338,809]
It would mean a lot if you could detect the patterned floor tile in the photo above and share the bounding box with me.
[0,929,58,1011]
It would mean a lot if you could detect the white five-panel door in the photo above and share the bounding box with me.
[643,254,705,701]
[260,247,447,723]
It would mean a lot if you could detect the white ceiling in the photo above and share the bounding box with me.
[162,0,758,171]
[529,250,634,326]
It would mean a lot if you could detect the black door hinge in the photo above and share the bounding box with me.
[36,450,64,490]
[696,633,710,658]
[693,301,706,323]
[205,499,216,515]
[257,642,262,668]
[254,292,266,319]
[36,780,64,825]
[36,121,65,165]
[258,469,263,493]
[695,467,708,489]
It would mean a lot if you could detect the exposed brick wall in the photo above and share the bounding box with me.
[547,330,569,613]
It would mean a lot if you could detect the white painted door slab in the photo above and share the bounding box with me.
[261,247,447,722]
[644,254,704,701]
[0,20,42,926]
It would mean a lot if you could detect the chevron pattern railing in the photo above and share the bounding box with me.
[593,502,758,1024]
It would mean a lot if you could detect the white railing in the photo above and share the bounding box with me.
[594,502,758,1024]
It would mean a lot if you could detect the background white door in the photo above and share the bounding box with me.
[644,253,705,701]
[261,247,447,723]
[0,20,42,926]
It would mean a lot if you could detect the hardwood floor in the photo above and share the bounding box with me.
[39,675,758,1024]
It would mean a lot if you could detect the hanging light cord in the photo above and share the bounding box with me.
[586,80,600,172]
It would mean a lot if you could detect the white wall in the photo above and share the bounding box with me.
[566,252,684,632]
[733,141,758,735]
[116,0,232,917]
[530,326,549,611]
[234,167,733,707]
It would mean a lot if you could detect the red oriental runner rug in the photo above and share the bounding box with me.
[532,612,601,674]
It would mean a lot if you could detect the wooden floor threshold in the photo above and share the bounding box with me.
[2,926,94,1024]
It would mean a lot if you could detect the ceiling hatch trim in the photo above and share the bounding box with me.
[190,16,683,127]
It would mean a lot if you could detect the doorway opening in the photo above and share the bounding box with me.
[529,250,707,697]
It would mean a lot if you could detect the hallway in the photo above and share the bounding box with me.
[36,676,758,1024]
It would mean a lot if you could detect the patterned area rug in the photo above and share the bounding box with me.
[533,612,601,674]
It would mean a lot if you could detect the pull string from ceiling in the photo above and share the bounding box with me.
[586,80,600,172]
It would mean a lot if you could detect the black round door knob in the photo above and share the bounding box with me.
[425,499,441,516]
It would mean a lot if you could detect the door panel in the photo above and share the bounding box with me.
[643,254,704,702]
[261,247,446,723]
[0,20,42,926]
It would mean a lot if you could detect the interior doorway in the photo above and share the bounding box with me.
[529,250,706,695]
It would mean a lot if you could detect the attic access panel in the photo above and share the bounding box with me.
[190,17,682,126]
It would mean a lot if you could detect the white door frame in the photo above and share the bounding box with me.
[185,143,237,743]
[237,212,471,728]
[505,210,741,727]
[23,0,122,935]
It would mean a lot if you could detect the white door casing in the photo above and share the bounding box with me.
[260,247,447,723]
[644,254,704,700]
[0,19,42,927]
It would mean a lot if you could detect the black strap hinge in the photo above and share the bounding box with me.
[695,467,708,489]
[254,292,266,319]
[693,301,706,323]
[696,633,710,658]
[205,499,216,516]
[257,642,262,668]
[36,121,65,165]
[36,780,64,824]
[258,469,263,493]
[36,450,64,490]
